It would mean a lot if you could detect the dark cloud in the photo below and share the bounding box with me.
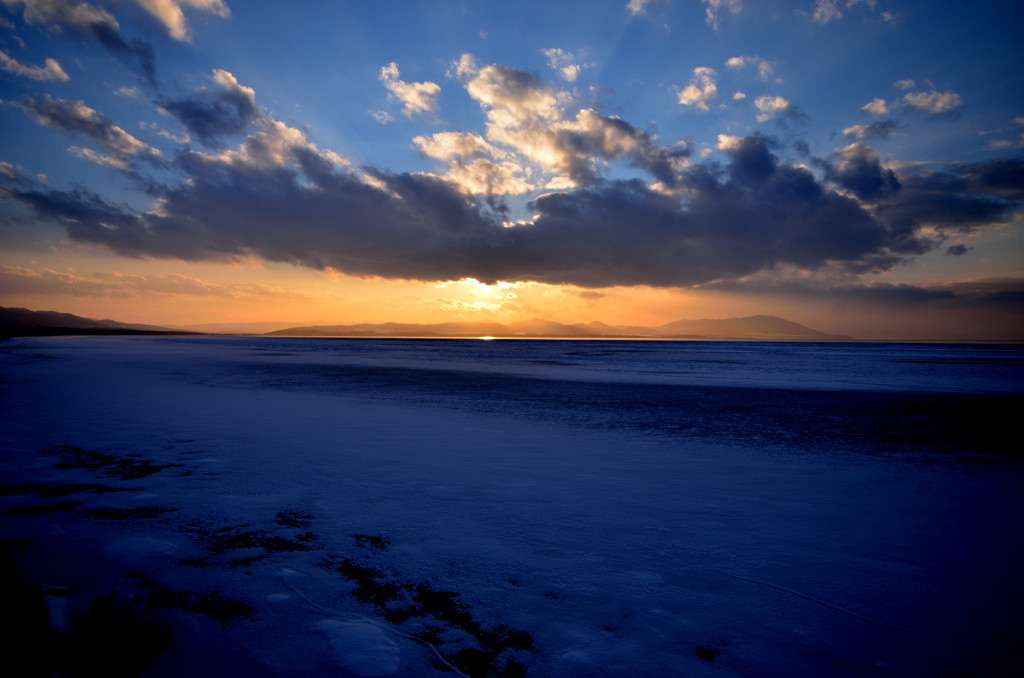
[843,119,899,141]
[551,110,692,187]
[946,244,970,256]
[3,131,1020,290]
[832,143,900,200]
[161,70,260,147]
[5,0,156,83]
[874,160,1021,232]
[13,94,157,158]
[707,276,1024,312]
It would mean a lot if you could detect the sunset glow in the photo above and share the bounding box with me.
[1,1,1022,339]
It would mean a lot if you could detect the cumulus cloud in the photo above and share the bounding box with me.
[678,67,717,112]
[903,89,962,115]
[130,0,229,41]
[811,0,878,24]
[10,122,1016,291]
[870,159,1024,236]
[754,95,798,122]
[702,0,741,31]
[4,52,1018,297]
[414,131,533,196]
[832,142,900,201]
[379,62,441,120]
[843,119,898,140]
[1,0,156,82]
[542,48,587,82]
[812,0,842,23]
[893,78,915,91]
[161,69,258,147]
[0,49,69,81]
[12,94,159,158]
[861,98,889,115]
[725,55,774,81]
[453,54,690,189]
[626,0,662,15]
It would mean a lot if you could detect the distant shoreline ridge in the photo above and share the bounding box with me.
[7,305,1024,342]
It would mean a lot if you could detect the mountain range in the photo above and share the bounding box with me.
[0,306,850,340]
[0,306,193,336]
[266,315,849,339]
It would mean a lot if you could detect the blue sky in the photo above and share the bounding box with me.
[1,0,1022,338]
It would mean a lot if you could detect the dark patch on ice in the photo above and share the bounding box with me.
[320,555,534,677]
[276,509,314,529]
[128,572,255,626]
[83,506,178,521]
[6,500,84,516]
[181,515,321,567]
[45,445,181,480]
[353,534,390,550]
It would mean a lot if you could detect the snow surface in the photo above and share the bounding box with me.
[1,336,1022,677]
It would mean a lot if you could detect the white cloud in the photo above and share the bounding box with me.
[716,134,743,151]
[0,50,69,81]
[141,120,190,144]
[626,0,658,15]
[903,90,962,115]
[893,78,915,91]
[678,67,717,111]
[115,86,142,98]
[371,110,394,125]
[379,62,441,120]
[702,0,741,30]
[986,138,1023,151]
[542,48,587,82]
[196,116,346,171]
[983,116,1024,150]
[725,55,774,81]
[812,0,841,23]
[812,0,877,24]
[861,98,889,115]
[422,158,535,196]
[130,0,230,42]
[754,95,792,121]
[451,55,690,190]
[733,91,747,101]
[0,160,19,178]
[68,145,130,170]
[414,131,498,161]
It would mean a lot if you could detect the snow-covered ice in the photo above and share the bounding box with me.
[1,336,1021,677]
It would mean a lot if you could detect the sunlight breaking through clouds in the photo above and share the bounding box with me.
[0,1,1021,336]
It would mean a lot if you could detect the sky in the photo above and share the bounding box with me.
[0,0,1022,339]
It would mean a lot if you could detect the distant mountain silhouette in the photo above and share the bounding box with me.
[268,315,850,340]
[1,306,851,340]
[0,306,194,336]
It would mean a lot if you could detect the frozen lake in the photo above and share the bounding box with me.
[1,336,1022,677]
